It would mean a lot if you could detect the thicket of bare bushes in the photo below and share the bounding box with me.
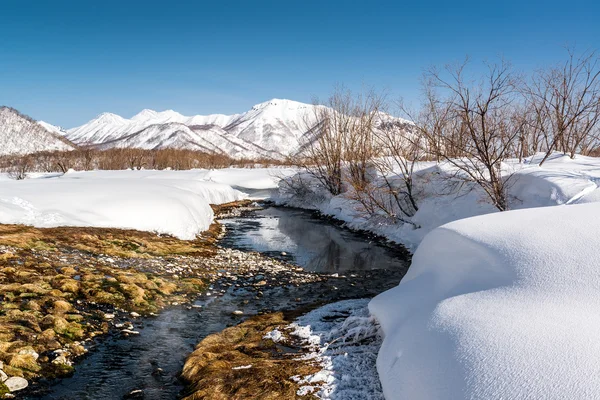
[297,87,421,223]
[297,48,600,216]
[0,148,289,176]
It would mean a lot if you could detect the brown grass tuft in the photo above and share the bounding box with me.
[181,313,320,400]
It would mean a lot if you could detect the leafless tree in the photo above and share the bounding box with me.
[524,48,600,165]
[414,58,522,211]
[372,118,422,220]
[300,87,385,197]
[7,155,32,180]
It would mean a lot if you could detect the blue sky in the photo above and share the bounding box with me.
[1,0,599,127]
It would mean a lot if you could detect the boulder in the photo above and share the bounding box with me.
[5,377,28,392]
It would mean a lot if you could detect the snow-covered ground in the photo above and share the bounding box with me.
[278,153,600,399]
[277,153,600,251]
[0,168,293,239]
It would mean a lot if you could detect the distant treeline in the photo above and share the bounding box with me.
[0,148,291,179]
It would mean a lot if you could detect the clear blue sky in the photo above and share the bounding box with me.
[1,0,598,128]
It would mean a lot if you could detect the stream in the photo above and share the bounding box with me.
[27,206,410,399]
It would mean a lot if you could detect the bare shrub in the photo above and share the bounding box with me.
[372,118,423,220]
[7,155,32,180]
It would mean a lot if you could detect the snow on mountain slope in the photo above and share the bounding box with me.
[93,121,281,159]
[0,107,75,156]
[223,99,319,154]
[38,121,68,136]
[65,99,320,158]
[188,125,281,159]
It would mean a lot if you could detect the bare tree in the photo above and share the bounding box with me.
[7,155,32,180]
[415,58,522,211]
[524,48,600,165]
[372,118,423,220]
[300,87,385,197]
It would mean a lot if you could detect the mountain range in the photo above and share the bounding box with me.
[61,99,322,159]
[1,99,409,159]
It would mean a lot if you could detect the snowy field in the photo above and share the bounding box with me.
[0,168,295,239]
[4,156,600,399]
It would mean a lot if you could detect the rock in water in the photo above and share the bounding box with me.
[5,377,28,392]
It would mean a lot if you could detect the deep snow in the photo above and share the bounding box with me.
[370,201,600,399]
[0,168,293,239]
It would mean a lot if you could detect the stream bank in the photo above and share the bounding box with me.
[12,204,409,399]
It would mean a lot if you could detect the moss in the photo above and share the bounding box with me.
[0,382,9,396]
[51,300,72,314]
[43,362,75,379]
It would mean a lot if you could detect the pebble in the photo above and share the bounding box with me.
[0,369,8,383]
[232,310,244,315]
[130,312,140,318]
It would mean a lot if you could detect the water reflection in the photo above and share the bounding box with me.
[220,207,406,272]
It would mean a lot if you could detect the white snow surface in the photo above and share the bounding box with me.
[276,154,600,399]
[370,201,600,399]
[0,168,295,239]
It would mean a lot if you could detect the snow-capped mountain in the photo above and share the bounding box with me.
[0,107,75,156]
[66,99,320,158]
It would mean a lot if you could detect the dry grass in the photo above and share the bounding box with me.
[0,224,220,258]
[181,313,319,400]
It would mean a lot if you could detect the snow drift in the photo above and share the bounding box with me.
[370,202,600,399]
[0,170,246,239]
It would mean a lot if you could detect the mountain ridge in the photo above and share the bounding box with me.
[0,106,76,156]
[65,99,320,159]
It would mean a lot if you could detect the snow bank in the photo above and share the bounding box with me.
[278,153,600,250]
[370,202,600,399]
[0,170,247,239]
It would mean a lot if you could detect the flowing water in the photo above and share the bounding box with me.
[27,206,409,400]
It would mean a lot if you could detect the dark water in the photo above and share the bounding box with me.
[219,207,407,272]
[29,206,409,400]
